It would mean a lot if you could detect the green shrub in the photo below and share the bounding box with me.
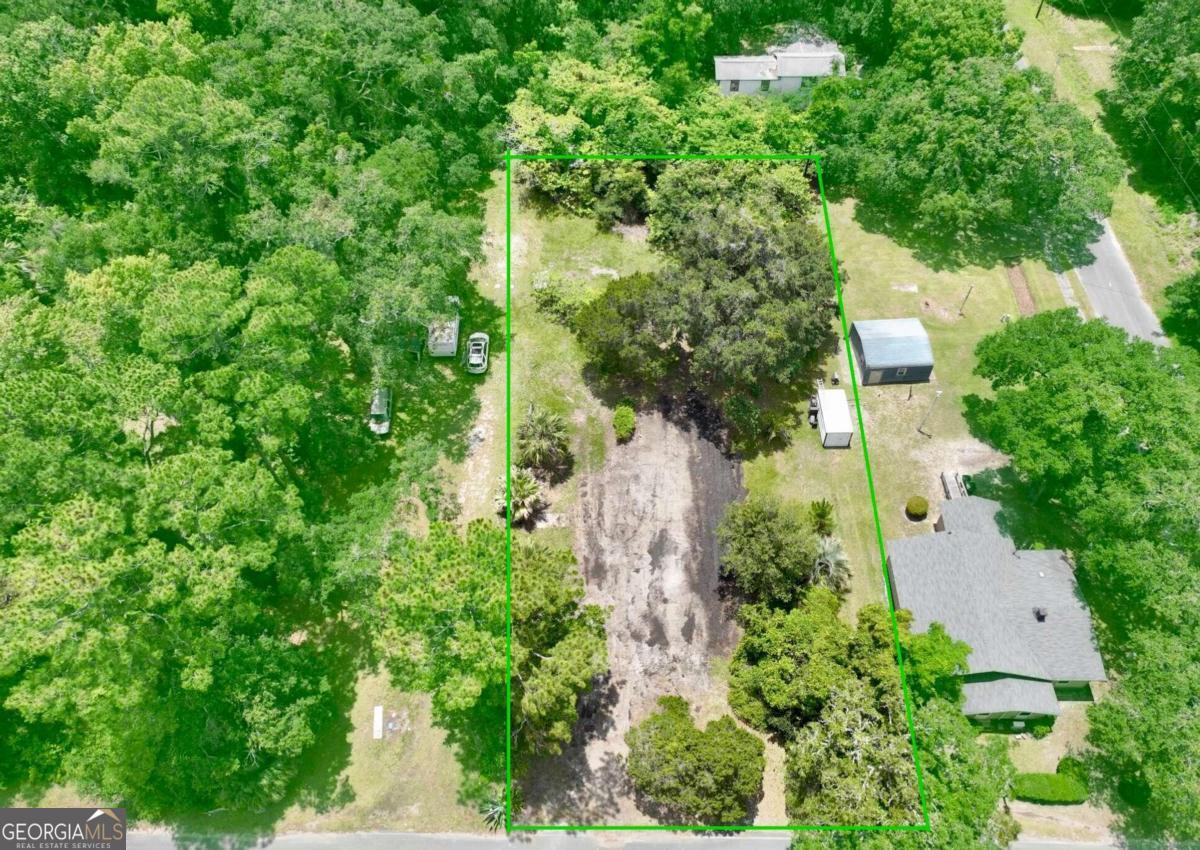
[531,274,588,324]
[1057,756,1088,783]
[905,496,929,520]
[1028,716,1055,738]
[515,405,571,474]
[717,495,821,607]
[626,696,765,823]
[1013,772,1088,805]
[613,405,636,441]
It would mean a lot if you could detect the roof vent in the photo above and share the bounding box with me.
[1033,607,1048,622]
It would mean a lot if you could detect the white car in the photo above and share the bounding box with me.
[465,332,489,374]
[367,387,392,435]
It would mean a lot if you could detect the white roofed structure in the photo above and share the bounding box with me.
[816,388,853,448]
[714,36,845,97]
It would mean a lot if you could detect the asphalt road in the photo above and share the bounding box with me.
[129,831,1125,850]
[129,832,798,850]
[1075,220,1166,345]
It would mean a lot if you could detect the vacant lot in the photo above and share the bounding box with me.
[521,410,749,825]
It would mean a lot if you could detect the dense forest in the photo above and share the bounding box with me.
[1,0,1196,842]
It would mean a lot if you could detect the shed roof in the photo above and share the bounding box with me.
[887,496,1106,698]
[775,50,843,77]
[714,56,777,81]
[817,388,853,434]
[715,37,844,81]
[851,318,934,369]
[963,679,1060,717]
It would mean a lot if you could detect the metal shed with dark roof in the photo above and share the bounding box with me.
[849,318,934,385]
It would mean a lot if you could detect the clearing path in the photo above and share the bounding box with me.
[521,410,745,825]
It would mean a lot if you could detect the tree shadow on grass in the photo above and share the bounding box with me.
[1043,0,1139,32]
[164,624,369,850]
[575,331,839,462]
[380,281,505,467]
[845,193,1106,274]
[1098,101,1200,216]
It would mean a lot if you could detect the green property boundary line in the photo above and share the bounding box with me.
[504,151,932,834]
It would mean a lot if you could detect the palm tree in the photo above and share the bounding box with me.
[480,797,505,832]
[813,535,850,593]
[809,499,836,537]
[515,405,570,475]
[495,466,545,526]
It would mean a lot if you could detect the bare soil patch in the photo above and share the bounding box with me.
[520,410,745,825]
[1010,800,1115,844]
[1006,265,1037,316]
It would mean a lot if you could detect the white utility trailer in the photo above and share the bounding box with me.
[817,388,853,448]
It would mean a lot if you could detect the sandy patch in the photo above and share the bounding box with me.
[1011,800,1115,843]
[520,411,745,825]
[909,435,1009,520]
[614,223,649,243]
[486,229,526,293]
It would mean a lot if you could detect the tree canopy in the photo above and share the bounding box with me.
[717,495,823,607]
[812,59,1122,267]
[378,521,606,796]
[1105,0,1200,209]
[625,695,765,823]
[967,311,1200,839]
[0,0,510,821]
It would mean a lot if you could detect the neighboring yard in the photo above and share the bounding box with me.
[1007,0,1199,312]
[745,199,1033,614]
[1000,703,1115,844]
[271,675,480,835]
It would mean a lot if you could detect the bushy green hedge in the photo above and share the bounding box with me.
[613,405,636,442]
[905,496,929,520]
[1013,771,1088,805]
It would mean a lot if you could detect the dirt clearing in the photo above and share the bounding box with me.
[520,410,745,825]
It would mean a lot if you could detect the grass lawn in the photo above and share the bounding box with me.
[29,674,482,835]
[745,199,1020,614]
[1021,259,1070,313]
[1007,0,1199,313]
[272,673,481,834]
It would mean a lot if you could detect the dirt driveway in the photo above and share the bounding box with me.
[521,410,744,825]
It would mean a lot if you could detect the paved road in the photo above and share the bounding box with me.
[1074,220,1166,345]
[129,831,797,850]
[130,831,1129,850]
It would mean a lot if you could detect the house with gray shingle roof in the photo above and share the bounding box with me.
[887,496,1106,724]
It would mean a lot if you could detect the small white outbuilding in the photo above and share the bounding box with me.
[817,388,853,449]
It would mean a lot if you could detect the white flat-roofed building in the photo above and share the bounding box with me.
[714,37,845,96]
[816,388,853,448]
